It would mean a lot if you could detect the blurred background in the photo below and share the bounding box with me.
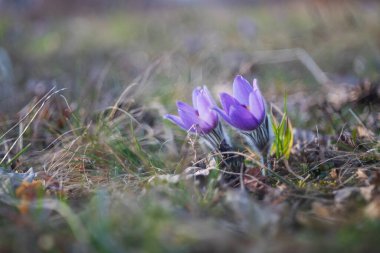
[0,2,379,252]
[0,0,379,118]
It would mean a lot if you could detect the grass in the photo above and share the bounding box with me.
[0,1,380,252]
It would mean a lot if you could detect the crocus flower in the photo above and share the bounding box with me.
[164,86,218,134]
[214,75,265,131]
[215,75,273,176]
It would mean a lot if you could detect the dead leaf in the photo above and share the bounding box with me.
[356,125,375,140]
[356,168,369,182]
[364,198,380,219]
[330,168,339,179]
[15,180,45,214]
[368,171,380,186]
[244,167,264,192]
[312,202,332,219]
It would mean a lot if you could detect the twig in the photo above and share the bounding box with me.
[246,48,330,86]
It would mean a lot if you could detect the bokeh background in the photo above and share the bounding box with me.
[1,0,379,117]
[0,1,380,252]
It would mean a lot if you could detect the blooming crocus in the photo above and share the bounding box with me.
[214,75,265,131]
[164,86,218,135]
[215,75,273,174]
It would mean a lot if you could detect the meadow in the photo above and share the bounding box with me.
[0,1,379,252]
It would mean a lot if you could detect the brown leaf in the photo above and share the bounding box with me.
[244,167,266,192]
[356,168,369,182]
[365,198,380,219]
[368,171,380,186]
[356,125,375,140]
[312,202,332,219]
[330,168,339,179]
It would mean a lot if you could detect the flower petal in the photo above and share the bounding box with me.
[192,87,201,109]
[164,114,187,130]
[252,79,262,95]
[197,120,214,134]
[220,93,240,114]
[178,108,198,131]
[197,94,218,128]
[229,105,259,131]
[249,92,265,124]
[252,79,265,106]
[213,106,235,126]
[233,75,252,106]
[176,101,197,115]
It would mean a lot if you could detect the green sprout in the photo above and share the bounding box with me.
[270,95,293,160]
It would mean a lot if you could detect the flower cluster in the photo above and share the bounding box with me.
[165,75,273,173]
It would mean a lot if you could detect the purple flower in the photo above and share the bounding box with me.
[214,75,266,131]
[164,86,218,134]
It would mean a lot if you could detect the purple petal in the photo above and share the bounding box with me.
[213,106,235,127]
[252,79,261,93]
[197,120,214,134]
[229,105,259,131]
[248,92,265,124]
[178,108,198,131]
[175,101,199,131]
[192,87,201,109]
[176,101,197,114]
[164,114,187,130]
[254,79,266,117]
[178,109,213,134]
[233,75,252,106]
[196,94,218,128]
[252,79,264,104]
[220,93,239,114]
